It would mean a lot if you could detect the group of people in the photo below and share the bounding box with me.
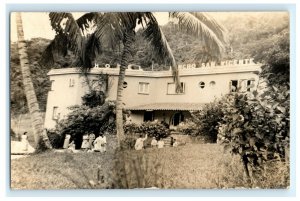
[134,134,179,150]
[63,132,107,153]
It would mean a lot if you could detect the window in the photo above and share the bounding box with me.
[167,82,185,94]
[52,107,60,120]
[230,80,238,92]
[209,81,216,88]
[138,82,149,94]
[123,81,128,88]
[69,78,75,87]
[199,81,205,89]
[246,80,255,92]
[50,80,55,90]
[239,79,255,92]
[144,111,154,122]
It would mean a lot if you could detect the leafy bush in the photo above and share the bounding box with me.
[176,119,197,136]
[54,101,116,149]
[217,78,289,177]
[82,90,105,108]
[47,130,65,149]
[124,121,169,139]
[176,102,223,143]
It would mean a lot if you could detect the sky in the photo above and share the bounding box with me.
[10,12,170,42]
[10,12,288,42]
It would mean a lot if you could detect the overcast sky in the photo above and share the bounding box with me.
[10,12,170,42]
[10,12,288,42]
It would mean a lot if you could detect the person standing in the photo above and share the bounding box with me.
[81,133,90,151]
[151,137,158,148]
[21,132,29,151]
[134,134,148,150]
[173,139,179,147]
[89,133,96,150]
[157,138,165,149]
[93,134,107,153]
[63,134,71,149]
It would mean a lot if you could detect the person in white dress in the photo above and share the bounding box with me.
[63,134,71,149]
[88,133,96,149]
[173,139,179,147]
[135,134,148,150]
[93,134,107,153]
[157,138,164,149]
[81,134,90,150]
[21,132,29,151]
[151,137,158,147]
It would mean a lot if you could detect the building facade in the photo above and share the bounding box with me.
[44,59,261,129]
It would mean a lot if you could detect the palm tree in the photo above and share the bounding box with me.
[15,12,52,149]
[41,12,226,146]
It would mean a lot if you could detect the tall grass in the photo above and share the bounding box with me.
[11,144,289,189]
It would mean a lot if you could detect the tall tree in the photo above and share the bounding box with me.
[41,12,226,146]
[15,12,52,149]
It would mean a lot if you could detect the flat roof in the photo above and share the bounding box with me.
[47,64,261,78]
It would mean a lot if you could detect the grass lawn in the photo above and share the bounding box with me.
[11,143,251,189]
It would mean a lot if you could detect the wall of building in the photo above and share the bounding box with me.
[44,62,261,129]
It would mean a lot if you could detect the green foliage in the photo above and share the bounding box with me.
[53,101,116,148]
[256,30,289,85]
[124,121,169,139]
[10,38,53,115]
[47,130,65,149]
[176,102,223,143]
[176,120,197,136]
[217,80,289,176]
[82,90,105,108]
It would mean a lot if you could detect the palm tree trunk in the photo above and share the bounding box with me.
[115,28,135,146]
[15,12,52,149]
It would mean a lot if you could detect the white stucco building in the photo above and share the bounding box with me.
[44,59,261,129]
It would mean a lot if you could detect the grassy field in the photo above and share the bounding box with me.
[10,141,289,189]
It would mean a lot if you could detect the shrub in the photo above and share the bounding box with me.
[54,101,116,149]
[176,102,223,143]
[124,121,169,139]
[217,78,289,178]
[47,130,64,149]
[82,90,105,108]
[176,119,197,136]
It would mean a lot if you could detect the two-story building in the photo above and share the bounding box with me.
[44,59,261,129]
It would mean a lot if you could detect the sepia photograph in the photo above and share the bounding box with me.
[10,11,290,190]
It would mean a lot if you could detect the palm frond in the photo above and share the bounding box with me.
[189,12,227,44]
[41,12,100,68]
[76,12,101,32]
[143,13,181,92]
[39,33,69,67]
[80,33,102,70]
[49,12,84,58]
[170,12,227,59]
[94,13,124,49]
